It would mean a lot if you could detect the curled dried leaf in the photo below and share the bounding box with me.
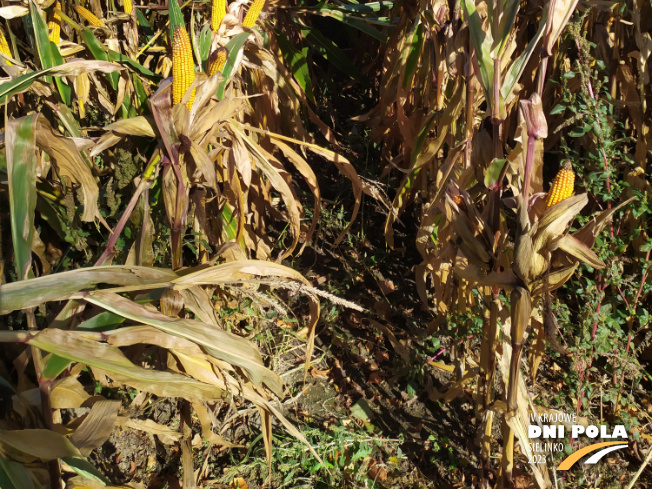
[555,234,606,269]
[519,93,548,139]
[533,193,588,254]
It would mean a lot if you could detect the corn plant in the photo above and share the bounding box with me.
[0,0,366,486]
[368,0,642,487]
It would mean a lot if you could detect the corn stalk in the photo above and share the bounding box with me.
[458,1,596,487]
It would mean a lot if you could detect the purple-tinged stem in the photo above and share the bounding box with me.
[95,176,154,266]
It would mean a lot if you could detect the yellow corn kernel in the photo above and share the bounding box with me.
[172,26,195,110]
[48,2,61,44]
[545,160,575,208]
[0,28,11,66]
[75,5,105,27]
[211,0,226,31]
[207,47,227,76]
[123,0,133,14]
[242,0,265,28]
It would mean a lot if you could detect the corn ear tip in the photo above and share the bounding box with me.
[545,161,575,208]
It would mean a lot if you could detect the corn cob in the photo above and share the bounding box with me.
[242,0,265,28]
[211,0,226,32]
[0,28,11,66]
[172,26,195,110]
[48,2,62,44]
[545,160,575,208]
[75,5,105,27]
[207,47,227,76]
[123,0,133,14]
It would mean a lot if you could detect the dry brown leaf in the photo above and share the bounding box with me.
[50,376,91,409]
[69,400,120,456]
[193,403,242,448]
[35,116,100,221]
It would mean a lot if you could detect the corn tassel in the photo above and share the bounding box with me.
[172,26,195,110]
[0,28,11,65]
[207,47,227,76]
[48,2,62,44]
[75,5,105,27]
[545,160,575,208]
[242,0,265,28]
[123,0,133,14]
[211,0,226,31]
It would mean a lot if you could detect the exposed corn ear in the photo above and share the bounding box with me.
[48,2,62,44]
[211,0,226,31]
[242,0,265,28]
[74,5,105,27]
[172,26,196,110]
[123,0,133,14]
[0,28,11,66]
[207,47,227,76]
[545,160,575,208]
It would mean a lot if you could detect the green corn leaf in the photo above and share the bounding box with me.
[0,457,36,489]
[275,30,315,104]
[133,74,149,111]
[167,0,184,38]
[189,6,201,73]
[50,41,71,104]
[500,13,546,101]
[301,25,363,81]
[403,22,423,89]
[319,9,390,43]
[199,24,212,68]
[0,71,43,104]
[136,8,154,39]
[30,5,71,106]
[409,110,438,164]
[221,203,243,244]
[6,114,39,281]
[462,0,495,113]
[55,102,83,137]
[77,310,127,331]
[81,29,119,89]
[108,49,159,79]
[335,1,394,13]
[29,1,53,82]
[217,32,251,100]
[41,353,73,380]
[34,194,81,247]
[496,0,520,56]
[485,158,507,189]
[61,457,111,485]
